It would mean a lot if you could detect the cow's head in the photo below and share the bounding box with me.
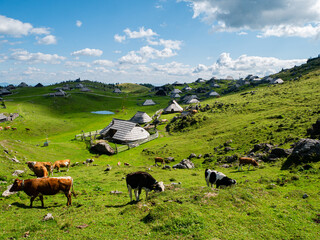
[252,160,259,167]
[26,161,36,169]
[9,179,23,192]
[152,181,165,192]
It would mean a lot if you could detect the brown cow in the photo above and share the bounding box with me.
[26,162,50,178]
[4,126,11,130]
[238,157,259,171]
[27,161,52,176]
[154,157,165,167]
[9,177,75,207]
[51,159,71,174]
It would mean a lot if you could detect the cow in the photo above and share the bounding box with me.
[4,126,11,130]
[124,162,130,166]
[25,128,30,131]
[11,127,17,130]
[26,162,49,178]
[205,169,237,188]
[9,177,75,207]
[154,157,165,167]
[126,171,164,202]
[238,157,259,171]
[51,159,71,174]
[0,126,3,130]
[27,161,52,176]
[117,161,121,167]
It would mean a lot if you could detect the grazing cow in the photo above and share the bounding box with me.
[117,161,121,167]
[25,128,30,131]
[27,161,52,175]
[26,162,49,178]
[154,157,165,167]
[124,162,130,166]
[51,159,71,174]
[126,171,164,202]
[238,157,259,171]
[192,110,198,114]
[9,177,75,207]
[0,126,3,130]
[4,126,11,130]
[205,169,237,188]
[12,127,17,130]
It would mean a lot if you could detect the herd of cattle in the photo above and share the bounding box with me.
[8,157,259,207]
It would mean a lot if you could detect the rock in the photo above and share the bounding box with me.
[91,140,115,155]
[76,224,89,229]
[104,167,112,172]
[224,140,233,146]
[282,138,320,169]
[162,165,171,169]
[251,143,273,153]
[307,119,320,139]
[165,157,175,162]
[42,213,54,221]
[251,121,255,124]
[197,154,202,158]
[172,159,194,169]
[302,193,309,199]
[2,184,18,197]
[110,190,123,194]
[10,157,20,163]
[12,170,24,176]
[188,153,197,159]
[221,164,231,168]
[224,154,238,163]
[270,148,292,158]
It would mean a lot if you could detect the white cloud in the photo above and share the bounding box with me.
[148,38,182,50]
[71,48,103,57]
[37,35,57,45]
[10,50,66,64]
[124,27,158,39]
[193,52,306,78]
[151,61,192,76]
[0,15,52,37]
[23,67,41,75]
[118,45,177,65]
[114,34,126,43]
[182,0,320,38]
[65,61,91,68]
[93,59,114,67]
[76,20,82,27]
[30,27,50,35]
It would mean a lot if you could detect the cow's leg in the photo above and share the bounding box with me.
[39,195,44,208]
[134,189,139,201]
[137,188,142,201]
[206,180,209,187]
[127,185,133,201]
[248,164,251,170]
[65,192,72,206]
[145,189,149,200]
[30,194,38,207]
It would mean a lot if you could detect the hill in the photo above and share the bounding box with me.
[0,62,319,239]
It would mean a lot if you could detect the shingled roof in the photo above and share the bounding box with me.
[100,119,150,143]
[142,99,156,106]
[130,111,152,124]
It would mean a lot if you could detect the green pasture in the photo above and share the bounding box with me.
[0,72,320,239]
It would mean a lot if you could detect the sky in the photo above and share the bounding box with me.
[0,0,319,85]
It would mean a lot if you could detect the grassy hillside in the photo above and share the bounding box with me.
[0,68,320,239]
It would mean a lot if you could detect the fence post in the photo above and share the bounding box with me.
[115,143,118,154]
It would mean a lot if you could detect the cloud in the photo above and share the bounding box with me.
[93,59,114,67]
[182,0,320,38]
[118,45,177,65]
[124,27,158,39]
[147,39,182,50]
[71,48,103,57]
[37,35,57,45]
[193,52,306,78]
[65,61,91,68]
[151,61,192,76]
[10,50,66,64]
[23,67,41,75]
[114,34,126,43]
[0,15,52,37]
[76,20,82,27]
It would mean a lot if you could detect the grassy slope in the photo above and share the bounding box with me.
[0,75,320,239]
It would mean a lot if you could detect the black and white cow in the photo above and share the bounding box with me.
[126,171,165,202]
[205,169,236,188]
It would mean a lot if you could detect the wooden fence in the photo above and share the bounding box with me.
[74,129,102,141]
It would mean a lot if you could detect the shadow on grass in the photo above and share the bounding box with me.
[105,201,136,208]
[11,202,48,209]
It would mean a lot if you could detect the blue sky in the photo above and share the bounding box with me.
[0,0,319,85]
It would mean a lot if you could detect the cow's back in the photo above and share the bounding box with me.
[126,172,156,189]
[26,177,72,195]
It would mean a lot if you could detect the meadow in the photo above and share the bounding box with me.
[0,67,320,239]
